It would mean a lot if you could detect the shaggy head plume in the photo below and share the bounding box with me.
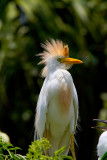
[38,39,69,77]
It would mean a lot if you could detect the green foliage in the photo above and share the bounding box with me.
[26,138,51,160]
[26,138,73,160]
[0,137,26,160]
[0,137,73,160]
[101,152,107,160]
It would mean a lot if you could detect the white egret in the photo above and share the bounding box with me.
[35,39,83,160]
[93,119,107,160]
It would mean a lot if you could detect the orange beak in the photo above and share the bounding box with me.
[57,57,83,64]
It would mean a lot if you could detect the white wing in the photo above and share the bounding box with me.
[73,82,79,132]
[35,78,48,139]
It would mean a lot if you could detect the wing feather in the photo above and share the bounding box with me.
[73,82,79,132]
[35,79,48,139]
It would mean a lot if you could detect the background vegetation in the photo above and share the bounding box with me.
[0,0,107,160]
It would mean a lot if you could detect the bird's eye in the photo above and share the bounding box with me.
[57,58,64,63]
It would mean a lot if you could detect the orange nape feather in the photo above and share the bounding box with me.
[63,45,69,57]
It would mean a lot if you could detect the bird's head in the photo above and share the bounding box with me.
[38,39,83,77]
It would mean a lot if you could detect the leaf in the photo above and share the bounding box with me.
[15,154,27,160]
[14,146,22,154]
[8,148,16,151]
[10,152,19,160]
[60,155,73,160]
[55,146,67,156]
[0,148,3,153]
[3,143,13,147]
[101,152,107,160]
[14,147,21,150]
[40,155,51,159]
[0,154,4,160]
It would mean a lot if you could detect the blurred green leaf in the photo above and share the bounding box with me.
[101,152,107,160]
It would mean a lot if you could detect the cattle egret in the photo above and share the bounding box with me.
[93,119,107,160]
[35,39,83,160]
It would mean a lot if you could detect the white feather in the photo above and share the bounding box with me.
[97,131,107,160]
